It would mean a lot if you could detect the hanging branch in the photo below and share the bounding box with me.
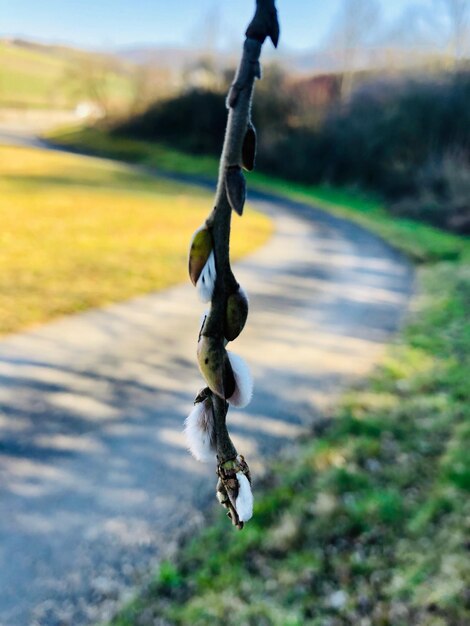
[185,0,279,530]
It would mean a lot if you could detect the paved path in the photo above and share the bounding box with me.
[0,140,414,626]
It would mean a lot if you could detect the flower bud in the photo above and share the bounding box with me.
[224,287,249,342]
[197,251,216,303]
[242,123,256,171]
[236,472,254,522]
[226,352,253,408]
[188,226,212,286]
[197,335,236,400]
[225,166,246,216]
[184,396,215,463]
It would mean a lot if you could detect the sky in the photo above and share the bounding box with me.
[0,0,424,52]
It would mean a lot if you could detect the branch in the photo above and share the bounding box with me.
[186,0,279,529]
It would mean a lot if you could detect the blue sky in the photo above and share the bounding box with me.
[0,0,432,51]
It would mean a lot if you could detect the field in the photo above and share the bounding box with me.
[0,144,272,335]
[51,130,470,626]
[0,39,132,110]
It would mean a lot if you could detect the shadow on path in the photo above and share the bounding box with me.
[0,143,414,626]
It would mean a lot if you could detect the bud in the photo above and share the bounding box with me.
[226,352,253,408]
[225,166,246,216]
[197,251,216,303]
[245,5,280,48]
[188,226,212,286]
[242,123,256,171]
[224,287,249,342]
[184,397,216,463]
[235,472,254,522]
[197,335,236,399]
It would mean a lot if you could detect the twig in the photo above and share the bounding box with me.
[188,0,279,529]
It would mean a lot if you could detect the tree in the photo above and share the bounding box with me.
[185,0,279,530]
[127,63,172,116]
[439,0,470,64]
[61,55,118,119]
[328,0,381,100]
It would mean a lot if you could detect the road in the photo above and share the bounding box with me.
[0,137,414,626]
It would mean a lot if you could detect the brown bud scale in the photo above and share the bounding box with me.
[242,123,257,171]
[225,166,246,216]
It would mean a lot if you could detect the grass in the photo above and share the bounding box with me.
[110,246,470,626]
[47,128,470,625]
[46,125,221,176]
[0,40,65,108]
[0,40,133,109]
[0,144,271,335]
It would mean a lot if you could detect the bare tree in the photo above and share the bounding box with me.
[198,2,223,52]
[185,0,279,530]
[127,63,172,115]
[439,0,470,63]
[188,2,224,80]
[61,55,118,119]
[328,0,381,100]
[385,5,439,51]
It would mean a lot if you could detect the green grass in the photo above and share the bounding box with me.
[47,128,470,626]
[0,40,133,109]
[0,144,271,335]
[46,125,221,176]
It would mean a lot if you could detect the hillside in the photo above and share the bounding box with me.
[0,38,133,111]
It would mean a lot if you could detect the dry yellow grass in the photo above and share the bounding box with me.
[0,145,272,335]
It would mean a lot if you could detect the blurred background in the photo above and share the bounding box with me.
[1,0,469,232]
[0,2,469,626]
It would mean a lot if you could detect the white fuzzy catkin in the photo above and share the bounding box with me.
[184,400,215,463]
[197,251,216,303]
[227,352,253,408]
[235,473,254,522]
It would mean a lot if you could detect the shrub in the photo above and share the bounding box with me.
[117,89,227,155]
[391,153,470,233]
[113,70,470,233]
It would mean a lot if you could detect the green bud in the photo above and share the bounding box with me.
[197,335,236,399]
[224,287,249,341]
[188,225,212,286]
